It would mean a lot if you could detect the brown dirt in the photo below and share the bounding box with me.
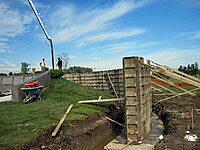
[153,93,200,150]
[14,104,124,150]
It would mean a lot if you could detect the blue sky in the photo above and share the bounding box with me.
[0,0,200,73]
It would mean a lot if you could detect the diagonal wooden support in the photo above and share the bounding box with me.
[52,104,73,137]
[152,73,194,96]
[163,65,200,83]
[156,87,200,104]
[159,69,200,87]
[151,81,178,94]
[105,73,119,98]
[152,86,163,92]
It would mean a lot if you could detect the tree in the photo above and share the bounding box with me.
[178,62,200,76]
[0,73,7,76]
[57,53,69,79]
[21,62,30,75]
[9,72,13,76]
[178,65,183,72]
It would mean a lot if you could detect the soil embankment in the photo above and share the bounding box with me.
[16,105,124,150]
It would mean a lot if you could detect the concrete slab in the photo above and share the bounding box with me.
[104,114,164,150]
[0,95,12,102]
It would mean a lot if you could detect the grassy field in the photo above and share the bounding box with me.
[0,79,113,149]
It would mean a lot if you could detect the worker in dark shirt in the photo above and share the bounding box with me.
[56,57,62,70]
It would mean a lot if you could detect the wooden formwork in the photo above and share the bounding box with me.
[64,69,124,98]
[123,56,152,141]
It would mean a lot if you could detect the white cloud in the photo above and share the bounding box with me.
[144,48,200,68]
[176,31,200,40]
[0,49,14,54]
[51,0,153,44]
[106,42,134,53]
[104,41,159,54]
[0,41,15,54]
[0,58,16,68]
[77,28,146,46]
[0,1,34,38]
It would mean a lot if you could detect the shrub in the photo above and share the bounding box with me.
[50,69,64,78]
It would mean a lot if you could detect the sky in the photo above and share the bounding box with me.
[0,0,200,74]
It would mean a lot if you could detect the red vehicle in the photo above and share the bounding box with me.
[21,81,44,103]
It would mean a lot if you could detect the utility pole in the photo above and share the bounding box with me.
[28,0,55,70]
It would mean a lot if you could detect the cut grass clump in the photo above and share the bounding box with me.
[0,79,113,150]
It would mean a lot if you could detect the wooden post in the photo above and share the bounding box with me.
[191,108,194,130]
[52,104,73,137]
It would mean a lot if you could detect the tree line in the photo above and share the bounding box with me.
[178,62,200,76]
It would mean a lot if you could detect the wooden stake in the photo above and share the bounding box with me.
[105,116,125,127]
[78,98,124,104]
[121,140,133,150]
[98,96,102,100]
[192,108,194,130]
[52,104,73,137]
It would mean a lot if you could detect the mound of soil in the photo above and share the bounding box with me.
[153,93,200,150]
[15,105,124,150]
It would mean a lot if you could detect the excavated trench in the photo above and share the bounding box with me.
[152,102,170,136]
[15,102,171,150]
[16,104,124,150]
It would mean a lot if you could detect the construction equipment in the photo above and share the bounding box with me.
[21,81,44,103]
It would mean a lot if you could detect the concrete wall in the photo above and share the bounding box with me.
[0,71,51,101]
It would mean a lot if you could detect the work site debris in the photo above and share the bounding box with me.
[184,134,199,141]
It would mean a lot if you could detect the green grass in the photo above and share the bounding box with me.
[0,79,113,150]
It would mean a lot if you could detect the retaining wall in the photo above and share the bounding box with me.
[0,71,51,101]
